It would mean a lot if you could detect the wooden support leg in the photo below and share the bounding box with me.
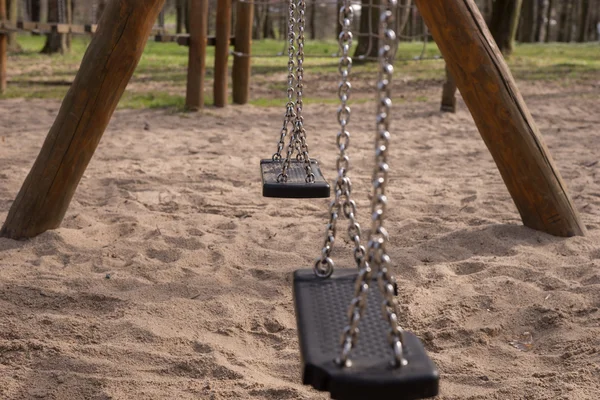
[213,0,232,108]
[185,0,208,111]
[414,0,585,237]
[0,0,7,93]
[440,63,457,113]
[232,0,253,105]
[0,0,167,240]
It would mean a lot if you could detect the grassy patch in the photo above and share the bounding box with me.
[2,35,599,109]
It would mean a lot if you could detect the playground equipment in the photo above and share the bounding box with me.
[260,0,330,199]
[292,1,438,398]
[0,0,253,108]
[0,0,586,236]
[415,0,585,237]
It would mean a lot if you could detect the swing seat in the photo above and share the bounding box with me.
[293,269,439,400]
[261,159,330,198]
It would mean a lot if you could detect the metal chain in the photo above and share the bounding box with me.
[336,0,407,369]
[371,0,407,369]
[279,0,315,184]
[314,1,365,280]
[273,0,297,162]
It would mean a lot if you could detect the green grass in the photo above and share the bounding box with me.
[2,35,599,109]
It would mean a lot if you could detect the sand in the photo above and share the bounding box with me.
[1,80,599,400]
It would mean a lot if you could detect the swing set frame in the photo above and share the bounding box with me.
[0,0,586,240]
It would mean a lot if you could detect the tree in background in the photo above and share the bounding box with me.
[41,0,66,53]
[354,0,380,59]
[518,0,536,42]
[7,0,21,51]
[176,0,187,33]
[354,0,412,60]
[489,0,523,55]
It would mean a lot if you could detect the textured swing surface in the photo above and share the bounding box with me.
[293,269,439,400]
[260,159,330,198]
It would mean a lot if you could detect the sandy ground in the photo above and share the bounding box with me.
[1,80,600,400]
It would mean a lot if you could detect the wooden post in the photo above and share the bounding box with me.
[440,63,457,113]
[232,0,253,104]
[0,0,167,240]
[8,0,18,51]
[0,0,7,93]
[414,0,585,237]
[213,0,231,107]
[185,0,208,111]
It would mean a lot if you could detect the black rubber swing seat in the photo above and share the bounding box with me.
[293,269,439,400]
[260,159,330,198]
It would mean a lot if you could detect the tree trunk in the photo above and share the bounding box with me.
[397,0,413,35]
[253,3,263,39]
[263,3,274,39]
[545,0,554,41]
[309,0,316,40]
[1,0,167,240]
[29,0,41,22]
[534,0,546,42]
[39,0,47,22]
[354,0,380,59]
[565,0,577,42]
[41,0,66,54]
[66,0,72,50]
[518,0,536,42]
[489,0,523,55]
[176,0,186,33]
[558,0,570,41]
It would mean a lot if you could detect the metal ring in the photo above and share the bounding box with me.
[314,257,334,278]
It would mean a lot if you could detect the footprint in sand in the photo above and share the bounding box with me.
[164,236,205,251]
[452,261,487,276]
[146,247,182,263]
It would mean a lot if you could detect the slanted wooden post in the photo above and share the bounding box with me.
[0,0,167,240]
[213,0,231,107]
[232,0,253,104]
[440,64,457,113]
[0,0,7,93]
[414,0,585,237]
[185,0,208,111]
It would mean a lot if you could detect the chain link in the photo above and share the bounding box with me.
[279,0,315,184]
[336,0,407,369]
[273,0,297,163]
[313,1,365,280]
[371,0,407,369]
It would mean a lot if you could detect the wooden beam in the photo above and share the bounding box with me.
[0,21,98,34]
[214,0,232,107]
[153,34,234,47]
[185,0,209,111]
[414,0,585,237]
[0,0,167,240]
[0,0,6,93]
[232,0,253,105]
[440,63,457,113]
